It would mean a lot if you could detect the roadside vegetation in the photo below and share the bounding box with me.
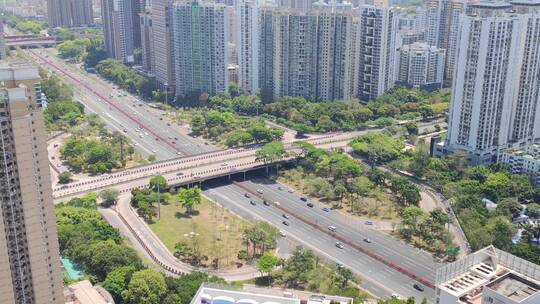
[40,68,144,174]
[56,194,230,304]
[0,13,46,34]
[354,132,540,264]
[250,248,372,304]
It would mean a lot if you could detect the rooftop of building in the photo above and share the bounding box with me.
[486,272,540,302]
[190,284,353,304]
[436,246,540,302]
[0,59,38,82]
[64,280,114,304]
[500,145,540,161]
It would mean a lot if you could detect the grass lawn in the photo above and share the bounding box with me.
[148,197,251,270]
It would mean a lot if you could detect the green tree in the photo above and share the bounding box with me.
[526,203,540,218]
[100,188,120,207]
[281,249,315,288]
[102,265,137,303]
[149,175,168,191]
[489,217,515,251]
[122,269,167,304]
[58,172,72,184]
[336,266,356,288]
[257,253,279,285]
[177,187,202,215]
[400,206,427,239]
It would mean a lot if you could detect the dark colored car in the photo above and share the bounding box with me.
[282,214,289,219]
[300,197,308,202]
[244,193,250,198]
[250,200,256,206]
[282,221,290,226]
[413,284,424,292]
[307,203,314,208]
[263,200,270,206]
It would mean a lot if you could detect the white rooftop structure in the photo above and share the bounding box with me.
[436,246,540,304]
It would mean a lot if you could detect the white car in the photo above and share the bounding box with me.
[279,230,286,237]
[257,189,263,194]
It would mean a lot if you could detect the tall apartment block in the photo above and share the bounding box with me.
[152,0,176,93]
[140,11,155,75]
[356,0,398,101]
[236,0,260,94]
[425,0,473,83]
[0,62,63,304]
[101,0,140,63]
[444,1,540,163]
[257,2,357,101]
[47,0,93,27]
[396,42,445,90]
[436,246,540,304]
[171,0,230,99]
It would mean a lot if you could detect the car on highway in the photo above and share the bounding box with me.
[278,186,283,190]
[257,189,263,194]
[335,242,344,249]
[279,230,286,237]
[328,225,337,232]
[300,197,307,202]
[250,200,256,206]
[221,163,228,166]
[364,221,374,225]
[244,193,250,198]
[174,137,179,140]
[282,214,289,219]
[322,207,330,212]
[263,200,270,206]
[413,284,425,292]
[152,150,157,153]
[176,172,184,176]
[288,189,294,193]
[391,294,404,300]
[123,129,128,133]
[363,238,372,243]
[282,220,290,226]
[307,203,314,208]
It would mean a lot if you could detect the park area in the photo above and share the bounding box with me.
[148,197,251,270]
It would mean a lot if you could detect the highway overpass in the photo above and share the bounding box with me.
[5,35,58,47]
[52,132,358,200]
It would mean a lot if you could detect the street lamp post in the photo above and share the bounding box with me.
[164,82,168,105]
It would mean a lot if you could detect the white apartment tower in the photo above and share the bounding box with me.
[356,0,398,101]
[236,0,260,94]
[171,0,230,99]
[397,42,445,90]
[0,62,64,304]
[445,1,540,163]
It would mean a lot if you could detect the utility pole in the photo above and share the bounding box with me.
[157,182,161,220]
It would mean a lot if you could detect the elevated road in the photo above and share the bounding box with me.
[52,132,360,200]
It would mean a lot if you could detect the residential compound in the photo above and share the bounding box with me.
[441,0,540,164]
[134,0,406,101]
[435,246,540,304]
[0,62,63,304]
[46,0,94,28]
[498,144,540,185]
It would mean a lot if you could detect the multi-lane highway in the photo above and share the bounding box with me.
[204,180,437,301]
[30,48,443,302]
[28,48,214,159]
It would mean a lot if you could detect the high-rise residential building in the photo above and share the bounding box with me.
[444,1,540,163]
[236,0,260,94]
[140,11,154,75]
[0,62,63,304]
[356,0,398,101]
[396,42,445,90]
[436,246,540,304]
[425,0,473,83]
[47,0,93,27]
[258,2,357,102]
[101,0,144,63]
[152,0,175,93]
[171,0,230,99]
